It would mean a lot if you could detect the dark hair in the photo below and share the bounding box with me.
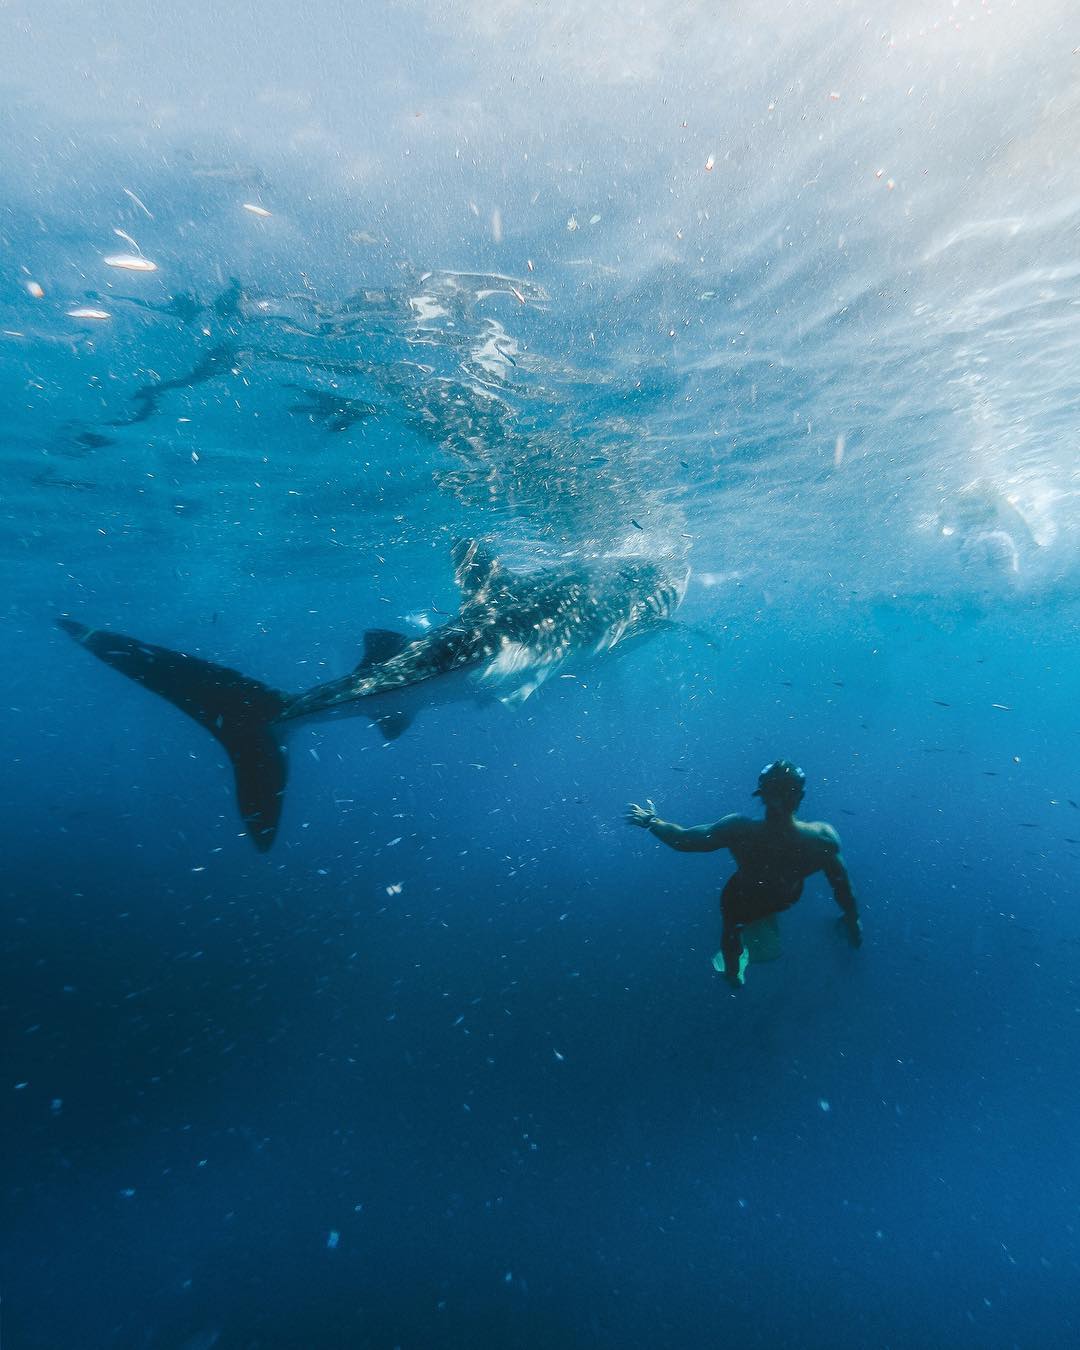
[753,760,806,807]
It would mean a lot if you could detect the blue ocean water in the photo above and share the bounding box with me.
[3,4,1080,1347]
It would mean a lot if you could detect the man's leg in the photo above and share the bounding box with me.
[716,880,749,987]
[719,923,748,987]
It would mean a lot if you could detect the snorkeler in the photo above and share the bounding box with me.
[625,760,862,988]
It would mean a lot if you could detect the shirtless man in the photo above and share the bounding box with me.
[625,760,862,988]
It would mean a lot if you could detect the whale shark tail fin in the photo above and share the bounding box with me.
[57,618,288,851]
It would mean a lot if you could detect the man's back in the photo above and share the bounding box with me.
[719,814,842,896]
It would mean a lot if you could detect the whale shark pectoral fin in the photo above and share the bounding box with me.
[480,639,534,682]
[57,616,288,851]
[498,680,540,707]
[372,710,414,741]
[480,638,566,706]
[451,537,501,598]
[355,628,410,673]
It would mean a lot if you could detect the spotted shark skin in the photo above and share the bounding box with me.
[58,540,688,850]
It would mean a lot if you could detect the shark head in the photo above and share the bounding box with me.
[615,558,690,623]
[658,561,691,615]
[475,554,690,703]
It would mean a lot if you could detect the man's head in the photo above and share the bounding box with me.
[752,760,806,812]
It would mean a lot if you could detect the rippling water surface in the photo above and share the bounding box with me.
[3,4,1080,1348]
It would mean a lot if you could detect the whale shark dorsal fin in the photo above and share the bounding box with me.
[356,628,410,673]
[451,537,501,598]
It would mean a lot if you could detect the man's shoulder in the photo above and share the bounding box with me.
[797,819,842,850]
[718,812,755,827]
[711,812,754,835]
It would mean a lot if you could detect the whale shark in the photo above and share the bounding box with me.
[58,540,688,850]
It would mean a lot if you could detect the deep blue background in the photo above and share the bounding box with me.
[3,1,1080,1344]
[5,588,1080,1349]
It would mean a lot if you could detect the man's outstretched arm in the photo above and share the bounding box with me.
[820,832,862,947]
[625,800,739,852]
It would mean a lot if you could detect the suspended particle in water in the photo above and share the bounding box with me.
[104,253,157,272]
[123,187,154,218]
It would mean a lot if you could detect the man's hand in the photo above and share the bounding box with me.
[625,799,657,829]
[838,911,863,948]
